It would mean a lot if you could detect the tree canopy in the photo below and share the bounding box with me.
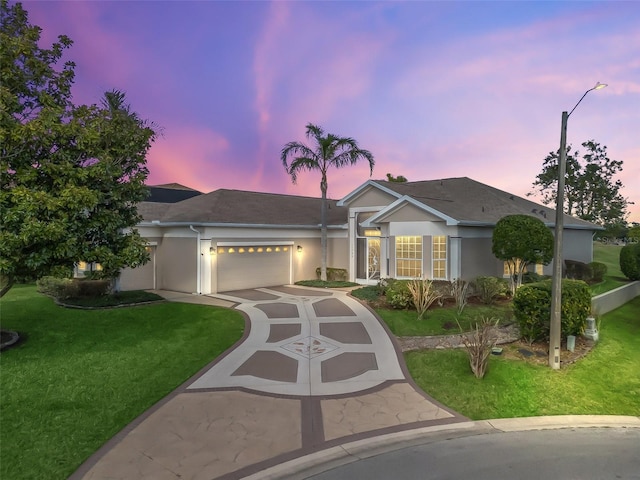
[492,214,554,292]
[281,123,374,281]
[386,173,407,183]
[530,140,629,228]
[0,1,156,295]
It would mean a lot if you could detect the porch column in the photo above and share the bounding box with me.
[450,236,462,280]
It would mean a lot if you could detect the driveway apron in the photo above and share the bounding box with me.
[72,286,465,480]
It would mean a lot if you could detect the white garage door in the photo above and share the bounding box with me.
[217,245,291,291]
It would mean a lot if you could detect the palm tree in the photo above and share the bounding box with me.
[281,123,375,281]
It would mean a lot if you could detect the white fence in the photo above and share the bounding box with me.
[592,281,640,316]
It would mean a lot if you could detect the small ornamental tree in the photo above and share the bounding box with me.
[492,214,554,293]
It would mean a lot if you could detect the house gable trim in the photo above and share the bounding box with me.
[362,196,459,226]
[337,180,402,207]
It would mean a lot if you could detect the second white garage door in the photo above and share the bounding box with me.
[217,245,291,291]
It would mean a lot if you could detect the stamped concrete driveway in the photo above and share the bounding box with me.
[72,286,465,480]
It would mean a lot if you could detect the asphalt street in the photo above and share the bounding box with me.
[307,427,640,480]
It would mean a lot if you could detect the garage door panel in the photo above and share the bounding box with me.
[218,250,290,291]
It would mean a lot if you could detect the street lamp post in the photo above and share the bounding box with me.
[549,82,607,370]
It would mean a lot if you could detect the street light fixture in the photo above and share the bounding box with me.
[549,82,607,370]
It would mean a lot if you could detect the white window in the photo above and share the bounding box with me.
[432,236,447,279]
[396,236,422,277]
[75,261,103,278]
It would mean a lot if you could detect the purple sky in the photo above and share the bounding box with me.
[26,1,640,222]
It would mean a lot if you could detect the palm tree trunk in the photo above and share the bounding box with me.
[320,175,328,282]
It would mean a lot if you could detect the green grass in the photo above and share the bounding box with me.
[406,296,640,419]
[0,285,245,480]
[591,242,628,295]
[377,303,513,336]
[351,285,381,302]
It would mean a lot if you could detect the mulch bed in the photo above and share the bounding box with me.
[397,324,595,367]
[500,335,595,366]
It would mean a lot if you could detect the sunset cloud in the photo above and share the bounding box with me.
[23,1,640,221]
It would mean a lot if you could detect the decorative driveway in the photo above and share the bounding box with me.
[72,286,465,480]
[189,286,405,396]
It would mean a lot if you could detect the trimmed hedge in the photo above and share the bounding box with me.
[564,259,593,283]
[315,267,348,282]
[620,243,640,281]
[513,279,591,343]
[589,261,607,283]
[37,276,112,300]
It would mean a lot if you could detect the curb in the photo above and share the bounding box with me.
[247,416,640,480]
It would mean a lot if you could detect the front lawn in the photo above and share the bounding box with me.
[0,285,245,480]
[406,296,640,419]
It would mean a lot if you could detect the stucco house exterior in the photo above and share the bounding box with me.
[118,178,600,294]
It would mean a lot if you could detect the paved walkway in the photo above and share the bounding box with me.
[70,286,465,480]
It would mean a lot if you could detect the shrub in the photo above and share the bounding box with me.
[458,316,499,379]
[315,267,348,282]
[564,259,593,283]
[513,279,591,344]
[589,262,608,283]
[522,271,544,284]
[385,279,413,309]
[432,280,452,299]
[377,277,390,296]
[450,278,470,314]
[620,243,640,281]
[407,279,442,320]
[36,276,111,300]
[37,277,78,299]
[473,276,508,305]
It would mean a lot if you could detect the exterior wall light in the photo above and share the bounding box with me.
[297,245,303,252]
[209,247,216,254]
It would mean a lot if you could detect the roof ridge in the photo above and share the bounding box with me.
[206,188,337,201]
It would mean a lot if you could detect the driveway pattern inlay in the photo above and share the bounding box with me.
[188,286,405,396]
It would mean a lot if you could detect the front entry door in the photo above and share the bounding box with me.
[357,237,381,282]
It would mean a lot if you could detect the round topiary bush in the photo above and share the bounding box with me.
[619,243,640,281]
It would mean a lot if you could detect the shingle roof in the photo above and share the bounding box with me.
[152,183,200,191]
[145,185,203,203]
[373,177,598,229]
[139,189,347,226]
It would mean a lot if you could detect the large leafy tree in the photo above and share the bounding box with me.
[282,123,374,281]
[0,1,155,297]
[530,140,629,228]
[492,214,554,293]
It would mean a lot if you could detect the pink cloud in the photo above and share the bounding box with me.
[147,127,231,193]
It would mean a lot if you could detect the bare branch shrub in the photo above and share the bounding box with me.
[458,316,500,379]
[407,278,442,320]
[450,278,469,314]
